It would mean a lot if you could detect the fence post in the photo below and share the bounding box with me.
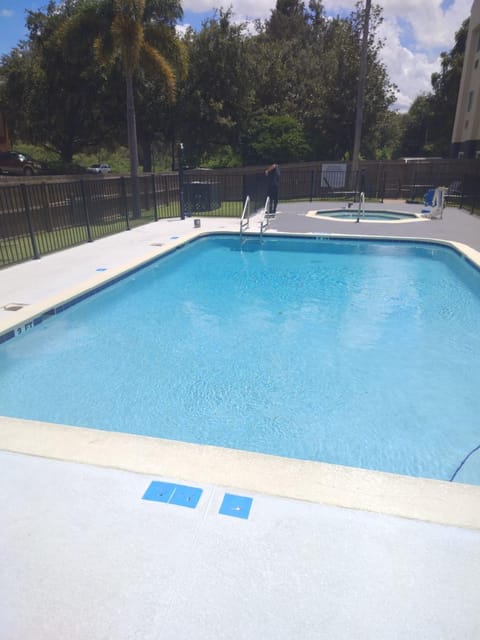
[21,183,40,260]
[121,177,130,230]
[142,175,149,212]
[309,170,314,202]
[380,171,386,203]
[163,175,168,206]
[178,143,185,220]
[151,174,158,221]
[352,169,359,200]
[80,180,93,242]
[41,182,54,232]
[411,169,417,202]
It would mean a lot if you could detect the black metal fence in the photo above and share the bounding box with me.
[2,161,480,268]
[0,171,255,268]
[0,173,182,267]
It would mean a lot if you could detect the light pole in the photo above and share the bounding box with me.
[352,0,372,182]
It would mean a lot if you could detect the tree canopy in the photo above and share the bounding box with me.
[397,18,468,158]
[0,0,466,168]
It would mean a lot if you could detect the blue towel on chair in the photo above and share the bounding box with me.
[424,188,435,206]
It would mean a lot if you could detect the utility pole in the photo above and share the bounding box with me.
[352,0,372,178]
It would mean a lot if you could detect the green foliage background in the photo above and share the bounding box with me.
[0,1,468,172]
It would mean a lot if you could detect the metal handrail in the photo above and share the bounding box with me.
[260,197,271,236]
[355,191,365,223]
[239,195,251,237]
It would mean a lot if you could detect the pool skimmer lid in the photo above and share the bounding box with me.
[3,303,29,311]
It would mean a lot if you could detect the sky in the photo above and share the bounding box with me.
[0,0,473,111]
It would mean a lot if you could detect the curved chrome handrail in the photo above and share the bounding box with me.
[239,195,251,237]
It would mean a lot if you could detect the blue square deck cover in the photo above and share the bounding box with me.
[142,481,202,509]
[219,493,253,519]
[169,484,203,508]
[142,481,176,503]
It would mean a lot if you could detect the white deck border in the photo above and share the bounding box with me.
[1,416,479,530]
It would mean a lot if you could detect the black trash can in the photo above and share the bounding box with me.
[184,181,221,212]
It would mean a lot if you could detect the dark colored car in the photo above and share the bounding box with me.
[0,151,42,176]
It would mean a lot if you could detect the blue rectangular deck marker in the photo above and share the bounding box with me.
[142,481,176,503]
[169,485,203,508]
[142,481,202,508]
[219,494,253,519]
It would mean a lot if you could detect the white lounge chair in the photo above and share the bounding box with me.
[422,187,447,219]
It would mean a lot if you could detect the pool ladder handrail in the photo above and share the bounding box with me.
[260,196,272,237]
[355,192,365,223]
[240,195,251,237]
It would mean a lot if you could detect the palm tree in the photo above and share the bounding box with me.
[64,0,186,218]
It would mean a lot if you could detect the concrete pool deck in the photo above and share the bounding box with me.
[1,201,480,638]
[2,448,480,640]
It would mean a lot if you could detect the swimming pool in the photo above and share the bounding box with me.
[315,209,422,221]
[1,234,480,485]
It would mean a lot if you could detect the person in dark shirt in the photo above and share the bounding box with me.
[265,163,280,214]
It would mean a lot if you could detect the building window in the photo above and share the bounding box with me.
[467,90,474,112]
[465,120,469,129]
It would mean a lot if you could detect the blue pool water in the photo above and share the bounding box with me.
[316,210,419,220]
[1,235,480,485]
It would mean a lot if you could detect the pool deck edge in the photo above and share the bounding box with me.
[1,416,479,531]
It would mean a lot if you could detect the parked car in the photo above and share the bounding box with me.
[87,163,111,175]
[0,151,42,176]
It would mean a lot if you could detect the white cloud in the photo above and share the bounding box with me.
[182,0,471,111]
[378,18,440,111]
[380,0,469,109]
[0,10,14,18]
[176,23,190,37]
[183,0,275,19]
[381,0,471,49]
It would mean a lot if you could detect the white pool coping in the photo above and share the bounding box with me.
[1,222,480,530]
[306,208,431,223]
[1,416,480,530]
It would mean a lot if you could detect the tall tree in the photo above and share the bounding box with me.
[242,114,311,164]
[0,0,120,162]
[176,9,252,166]
[428,18,468,156]
[64,0,185,216]
[397,95,432,157]
[398,18,468,158]
[247,1,395,160]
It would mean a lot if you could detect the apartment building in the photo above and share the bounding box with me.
[451,0,480,158]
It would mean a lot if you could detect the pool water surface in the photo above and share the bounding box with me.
[1,235,479,485]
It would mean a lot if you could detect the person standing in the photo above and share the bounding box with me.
[265,163,280,214]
